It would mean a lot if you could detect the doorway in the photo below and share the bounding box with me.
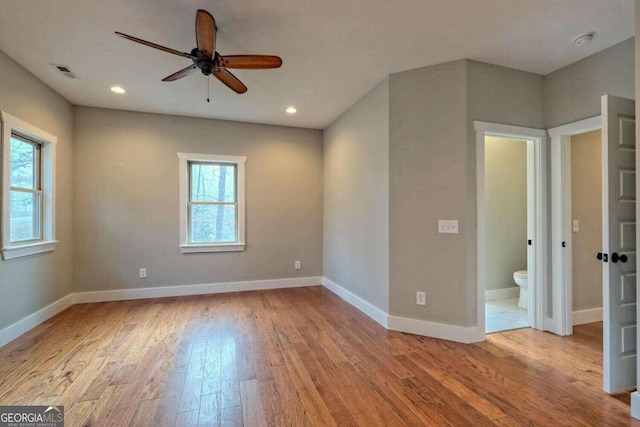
[475,121,548,335]
[550,94,637,395]
[484,136,530,333]
[549,116,602,336]
[570,129,604,327]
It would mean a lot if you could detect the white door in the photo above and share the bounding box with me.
[602,94,637,393]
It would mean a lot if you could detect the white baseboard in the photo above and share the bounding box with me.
[0,294,75,348]
[321,277,388,327]
[632,391,640,420]
[485,287,519,301]
[0,277,321,348]
[572,307,603,326]
[3,275,490,349]
[321,277,484,343]
[387,315,485,344]
[73,276,322,304]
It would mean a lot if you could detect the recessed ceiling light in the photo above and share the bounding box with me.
[286,106,297,114]
[110,86,126,94]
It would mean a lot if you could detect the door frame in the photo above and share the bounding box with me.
[548,116,602,336]
[475,121,548,334]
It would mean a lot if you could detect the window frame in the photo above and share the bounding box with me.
[178,152,246,253]
[1,111,57,260]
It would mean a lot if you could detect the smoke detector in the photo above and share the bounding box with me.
[573,32,595,46]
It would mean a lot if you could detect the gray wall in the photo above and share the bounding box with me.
[0,51,75,330]
[468,60,545,318]
[485,137,528,291]
[73,107,323,291]
[323,78,389,311]
[570,130,603,311]
[544,38,635,129]
[387,59,544,326]
[468,60,545,129]
[389,60,471,324]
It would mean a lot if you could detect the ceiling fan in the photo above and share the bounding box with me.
[115,9,282,95]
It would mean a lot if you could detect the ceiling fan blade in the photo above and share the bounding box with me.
[213,68,247,94]
[219,55,283,69]
[115,32,196,59]
[162,65,198,82]
[195,9,216,59]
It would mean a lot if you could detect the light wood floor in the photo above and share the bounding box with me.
[0,286,637,426]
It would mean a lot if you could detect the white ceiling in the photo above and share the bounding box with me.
[0,0,634,129]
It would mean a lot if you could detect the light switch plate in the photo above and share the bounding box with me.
[438,220,459,234]
[572,220,579,232]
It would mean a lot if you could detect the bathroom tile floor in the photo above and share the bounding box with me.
[486,298,529,333]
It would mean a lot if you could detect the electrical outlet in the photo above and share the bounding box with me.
[139,268,147,279]
[438,220,459,234]
[294,261,301,270]
[416,291,426,306]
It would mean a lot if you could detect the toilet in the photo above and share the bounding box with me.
[513,270,528,309]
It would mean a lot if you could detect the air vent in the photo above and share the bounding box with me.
[52,64,78,79]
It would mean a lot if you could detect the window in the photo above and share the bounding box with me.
[178,153,245,253]
[1,112,57,260]
[10,136,42,243]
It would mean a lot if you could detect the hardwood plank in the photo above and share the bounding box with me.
[175,409,199,427]
[239,379,268,427]
[152,371,186,426]
[271,364,313,426]
[220,405,243,427]
[198,393,220,427]
[280,348,337,426]
[129,398,159,427]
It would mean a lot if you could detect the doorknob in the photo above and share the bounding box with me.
[611,252,628,263]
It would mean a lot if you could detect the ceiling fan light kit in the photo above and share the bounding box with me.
[115,9,282,95]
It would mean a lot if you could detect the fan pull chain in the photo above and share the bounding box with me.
[207,75,210,102]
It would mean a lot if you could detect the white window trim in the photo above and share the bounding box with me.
[1,111,57,260]
[178,152,246,253]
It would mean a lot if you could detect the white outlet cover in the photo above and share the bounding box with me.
[438,220,459,234]
[572,219,579,232]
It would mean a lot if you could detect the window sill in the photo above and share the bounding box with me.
[1,240,58,260]
[180,243,245,254]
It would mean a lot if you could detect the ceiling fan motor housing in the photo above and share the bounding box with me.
[191,48,216,75]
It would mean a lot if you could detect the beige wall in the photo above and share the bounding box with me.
[323,78,389,311]
[544,38,635,129]
[0,51,75,330]
[73,107,323,291]
[485,137,528,291]
[571,130,603,311]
